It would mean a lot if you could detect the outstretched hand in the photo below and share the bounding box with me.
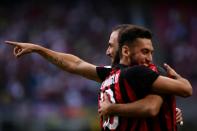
[5,41,37,58]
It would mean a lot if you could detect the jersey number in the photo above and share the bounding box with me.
[101,89,119,130]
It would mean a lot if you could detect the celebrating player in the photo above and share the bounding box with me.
[5,24,189,130]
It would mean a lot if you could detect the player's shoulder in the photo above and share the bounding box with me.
[122,65,148,74]
[96,65,112,81]
[96,65,111,70]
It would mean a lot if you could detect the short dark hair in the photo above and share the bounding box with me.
[118,25,153,58]
[112,24,132,32]
[111,24,134,65]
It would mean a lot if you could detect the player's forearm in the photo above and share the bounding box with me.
[159,63,192,97]
[152,76,192,97]
[175,77,192,97]
[108,104,148,117]
[5,40,100,81]
[35,45,81,72]
[107,96,162,117]
[34,45,101,82]
[108,104,155,117]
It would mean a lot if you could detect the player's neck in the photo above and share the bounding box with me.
[119,58,130,66]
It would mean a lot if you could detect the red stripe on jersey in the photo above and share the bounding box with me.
[165,96,177,131]
[172,97,177,131]
[139,121,149,131]
[114,70,124,103]
[149,64,158,72]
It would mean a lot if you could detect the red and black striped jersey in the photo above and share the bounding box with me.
[97,64,159,131]
[96,64,177,131]
[147,64,177,131]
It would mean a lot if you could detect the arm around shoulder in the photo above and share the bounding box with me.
[152,75,192,97]
[99,94,163,117]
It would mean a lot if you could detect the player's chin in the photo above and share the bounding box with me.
[111,58,115,63]
[140,63,149,67]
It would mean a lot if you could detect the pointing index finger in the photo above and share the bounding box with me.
[5,41,20,46]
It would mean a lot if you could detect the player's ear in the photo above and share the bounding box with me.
[121,45,130,57]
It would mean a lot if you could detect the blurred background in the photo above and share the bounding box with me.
[0,0,196,130]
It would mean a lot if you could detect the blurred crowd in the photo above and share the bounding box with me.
[0,1,196,131]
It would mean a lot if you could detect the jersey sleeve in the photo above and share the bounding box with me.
[96,66,112,81]
[123,65,159,93]
[157,65,167,76]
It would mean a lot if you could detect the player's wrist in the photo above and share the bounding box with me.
[107,103,116,115]
[35,44,45,53]
[174,74,182,79]
[169,73,181,79]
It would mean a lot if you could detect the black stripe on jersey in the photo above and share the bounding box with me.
[118,73,130,103]
[110,83,116,100]
[96,66,112,81]
[126,118,133,130]
[135,119,143,131]
[118,72,134,131]
[159,103,168,131]
[159,109,168,131]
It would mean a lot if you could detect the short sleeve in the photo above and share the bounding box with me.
[96,66,112,81]
[123,65,159,93]
[157,66,167,76]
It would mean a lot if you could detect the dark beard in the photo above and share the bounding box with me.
[129,54,138,66]
[112,51,120,67]
[112,51,138,67]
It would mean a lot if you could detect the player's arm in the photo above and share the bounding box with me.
[125,65,192,97]
[99,94,183,124]
[5,41,101,82]
[147,64,192,97]
[152,64,192,97]
[152,76,192,97]
[99,93,163,117]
